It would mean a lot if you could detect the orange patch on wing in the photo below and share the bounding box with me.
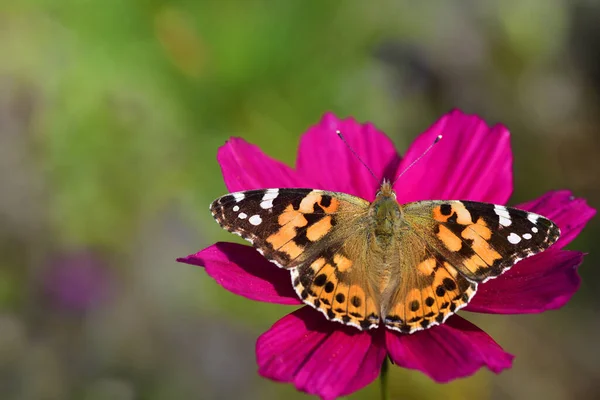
[312,264,338,305]
[311,262,337,294]
[436,225,463,251]
[461,254,488,274]
[421,284,438,312]
[432,268,459,297]
[348,285,366,314]
[310,257,327,272]
[298,190,341,214]
[432,202,473,225]
[298,191,323,213]
[402,288,424,321]
[278,241,303,260]
[432,206,449,222]
[330,283,351,319]
[269,204,308,250]
[459,216,501,270]
[452,202,474,225]
[364,296,379,319]
[417,258,436,276]
[463,217,492,239]
[278,204,307,226]
[333,253,353,272]
[306,216,333,241]
[443,262,459,278]
[321,197,340,213]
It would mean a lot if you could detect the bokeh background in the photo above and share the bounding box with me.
[1,1,599,399]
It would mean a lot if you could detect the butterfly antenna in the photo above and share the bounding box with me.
[392,134,442,186]
[336,130,379,183]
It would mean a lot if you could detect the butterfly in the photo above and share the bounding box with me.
[210,180,560,334]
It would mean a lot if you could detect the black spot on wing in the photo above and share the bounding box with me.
[440,204,452,216]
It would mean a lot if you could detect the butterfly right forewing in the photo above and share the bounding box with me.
[381,199,560,334]
[403,200,560,282]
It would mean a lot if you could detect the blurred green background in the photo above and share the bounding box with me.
[1,1,599,399]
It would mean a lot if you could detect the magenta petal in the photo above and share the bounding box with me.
[296,113,402,201]
[217,137,304,192]
[257,307,383,400]
[341,330,387,397]
[466,250,583,314]
[386,315,514,383]
[517,190,596,249]
[395,110,513,204]
[176,242,300,305]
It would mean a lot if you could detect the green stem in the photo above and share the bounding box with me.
[380,356,390,400]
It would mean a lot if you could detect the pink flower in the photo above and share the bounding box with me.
[178,110,595,400]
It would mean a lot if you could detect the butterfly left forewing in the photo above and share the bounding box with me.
[210,188,369,268]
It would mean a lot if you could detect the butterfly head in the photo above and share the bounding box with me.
[375,179,396,200]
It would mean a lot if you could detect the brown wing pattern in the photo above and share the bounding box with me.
[212,189,560,334]
[382,230,478,334]
[211,188,381,329]
[406,200,560,282]
[382,200,560,334]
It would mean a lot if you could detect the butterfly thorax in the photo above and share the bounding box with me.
[371,181,403,242]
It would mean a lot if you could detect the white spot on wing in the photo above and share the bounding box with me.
[249,215,262,226]
[238,212,247,219]
[494,205,512,227]
[233,192,245,202]
[507,232,521,244]
[260,189,279,209]
[527,213,539,224]
[233,205,240,212]
[523,233,532,240]
[532,227,539,233]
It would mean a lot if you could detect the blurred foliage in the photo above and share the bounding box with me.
[0,1,599,399]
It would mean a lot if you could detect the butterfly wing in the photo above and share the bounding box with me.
[382,200,560,334]
[210,188,382,329]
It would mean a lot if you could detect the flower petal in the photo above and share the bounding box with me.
[385,315,514,383]
[395,110,513,204]
[176,242,300,305]
[517,190,596,249]
[341,330,387,397]
[465,250,583,314]
[295,112,402,201]
[257,307,384,400]
[217,137,304,192]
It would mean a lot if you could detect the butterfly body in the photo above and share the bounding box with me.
[211,182,559,334]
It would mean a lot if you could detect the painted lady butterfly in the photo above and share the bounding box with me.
[210,132,559,333]
[210,180,559,334]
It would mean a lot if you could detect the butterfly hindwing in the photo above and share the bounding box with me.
[289,236,381,330]
[382,243,478,334]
